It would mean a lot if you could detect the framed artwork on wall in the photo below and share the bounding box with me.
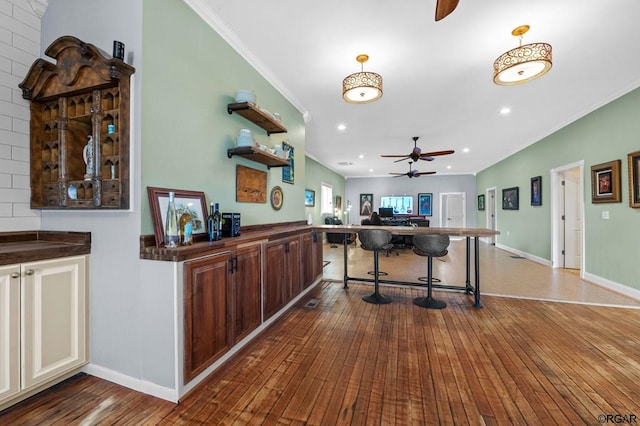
[335,195,342,210]
[360,193,373,216]
[530,176,542,206]
[282,141,294,184]
[477,194,485,211]
[304,189,315,207]
[418,193,433,216]
[591,160,621,203]
[502,187,519,210]
[628,151,640,208]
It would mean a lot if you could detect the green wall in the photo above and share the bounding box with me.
[477,87,640,289]
[304,157,345,224]
[140,0,306,233]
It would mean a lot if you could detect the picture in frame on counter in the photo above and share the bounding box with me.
[628,150,640,208]
[591,159,621,203]
[282,141,294,184]
[147,187,208,247]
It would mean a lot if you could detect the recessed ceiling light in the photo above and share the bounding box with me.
[369,168,374,172]
[359,154,364,159]
[447,165,452,169]
[463,148,469,153]
[337,124,347,131]
[500,107,511,115]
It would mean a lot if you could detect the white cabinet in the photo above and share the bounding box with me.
[0,255,88,409]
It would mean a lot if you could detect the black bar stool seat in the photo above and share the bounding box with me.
[412,234,450,309]
[358,229,393,304]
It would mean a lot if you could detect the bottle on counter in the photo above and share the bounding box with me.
[207,202,217,241]
[213,203,222,241]
[164,191,179,248]
[179,204,193,246]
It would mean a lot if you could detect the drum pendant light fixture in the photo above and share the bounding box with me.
[493,25,552,86]
[342,54,383,104]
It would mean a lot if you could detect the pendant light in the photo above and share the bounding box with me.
[493,25,552,86]
[342,54,383,104]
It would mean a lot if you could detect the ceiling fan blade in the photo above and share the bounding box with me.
[393,157,411,163]
[435,0,459,21]
[415,171,437,176]
[381,154,410,158]
[420,149,455,158]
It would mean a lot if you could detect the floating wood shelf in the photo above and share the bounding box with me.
[227,146,290,169]
[227,102,287,135]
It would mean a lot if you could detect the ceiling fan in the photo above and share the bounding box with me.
[389,161,436,179]
[381,136,455,164]
[435,0,459,21]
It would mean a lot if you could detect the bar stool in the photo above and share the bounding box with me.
[412,234,449,309]
[358,229,393,304]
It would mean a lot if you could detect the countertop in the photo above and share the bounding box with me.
[0,231,91,265]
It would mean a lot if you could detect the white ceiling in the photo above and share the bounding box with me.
[187,0,640,178]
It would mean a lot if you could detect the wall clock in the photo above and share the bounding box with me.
[270,186,283,210]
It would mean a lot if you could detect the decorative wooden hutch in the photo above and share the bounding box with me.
[19,36,135,209]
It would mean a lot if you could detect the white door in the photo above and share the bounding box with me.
[0,265,20,404]
[486,188,497,245]
[21,256,88,390]
[563,169,582,269]
[441,193,465,228]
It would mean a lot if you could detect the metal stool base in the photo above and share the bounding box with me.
[363,292,392,304]
[413,296,446,309]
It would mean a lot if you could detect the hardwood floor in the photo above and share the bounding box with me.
[2,242,640,425]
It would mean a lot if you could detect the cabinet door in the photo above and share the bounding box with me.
[184,253,232,383]
[302,232,323,289]
[313,232,324,282]
[0,265,20,404]
[21,256,87,391]
[264,240,287,320]
[286,237,302,299]
[232,244,262,343]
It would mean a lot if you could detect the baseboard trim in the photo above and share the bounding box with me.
[494,243,552,267]
[82,364,178,403]
[583,272,640,302]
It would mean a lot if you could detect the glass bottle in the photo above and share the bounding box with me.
[213,203,222,240]
[179,204,193,246]
[164,192,179,248]
[207,202,217,241]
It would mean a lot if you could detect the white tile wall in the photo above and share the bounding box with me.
[0,0,41,231]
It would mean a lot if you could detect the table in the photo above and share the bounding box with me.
[315,225,499,308]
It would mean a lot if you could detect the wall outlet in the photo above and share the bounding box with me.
[602,211,609,220]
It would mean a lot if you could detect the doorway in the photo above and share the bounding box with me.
[485,187,497,245]
[440,192,465,228]
[551,162,584,271]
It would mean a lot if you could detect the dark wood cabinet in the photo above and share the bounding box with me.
[302,232,323,289]
[184,252,232,383]
[183,244,262,383]
[232,244,262,344]
[19,36,135,209]
[264,236,302,320]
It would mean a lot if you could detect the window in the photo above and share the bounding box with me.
[321,182,333,215]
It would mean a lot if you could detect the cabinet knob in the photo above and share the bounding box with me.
[11,272,20,279]
[25,269,35,276]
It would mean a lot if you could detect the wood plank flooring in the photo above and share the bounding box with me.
[2,242,640,425]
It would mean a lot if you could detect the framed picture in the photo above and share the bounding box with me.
[418,193,433,216]
[477,194,485,211]
[304,189,315,207]
[591,160,621,203]
[628,151,640,208]
[335,195,342,210]
[530,176,542,206]
[271,186,283,210]
[502,187,519,210]
[360,193,373,216]
[147,186,208,247]
[282,141,294,184]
